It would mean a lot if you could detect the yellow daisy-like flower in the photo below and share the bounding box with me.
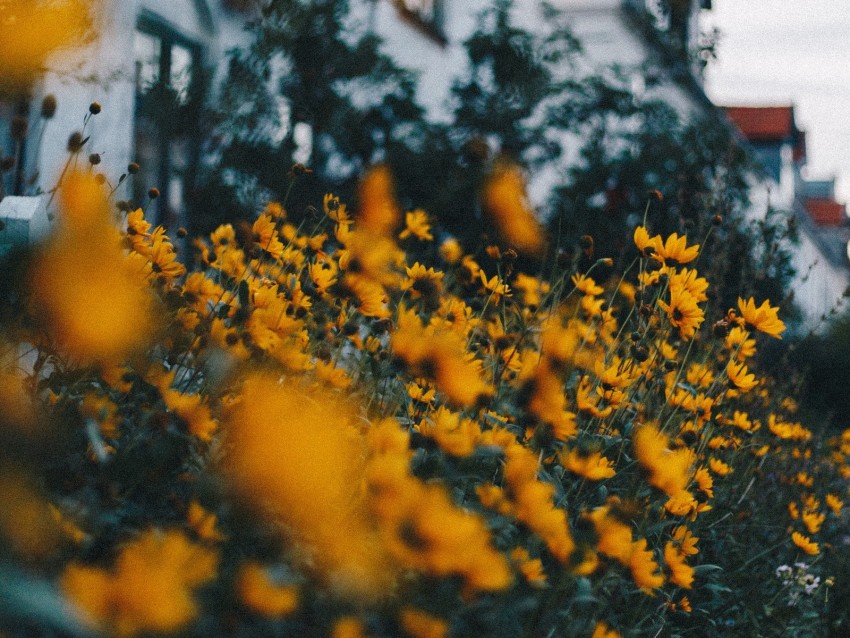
[481,162,545,256]
[629,538,665,591]
[61,529,218,637]
[663,541,694,589]
[633,225,654,256]
[726,361,758,392]
[826,493,844,515]
[399,607,449,638]
[399,209,434,241]
[708,457,733,477]
[725,325,757,360]
[659,285,704,341]
[571,273,604,296]
[737,297,786,339]
[668,267,708,302]
[236,562,299,618]
[671,526,699,556]
[652,232,700,265]
[791,531,819,555]
[592,621,621,638]
[559,449,616,481]
[402,263,444,302]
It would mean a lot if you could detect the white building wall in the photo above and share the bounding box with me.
[745,177,849,333]
[791,227,848,331]
[27,0,249,205]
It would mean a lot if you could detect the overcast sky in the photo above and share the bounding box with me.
[702,0,850,202]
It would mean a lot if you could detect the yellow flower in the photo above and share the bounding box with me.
[791,531,819,555]
[592,621,621,638]
[633,424,693,496]
[527,362,578,441]
[402,263,444,303]
[708,457,733,477]
[309,258,339,294]
[513,273,550,309]
[726,326,757,360]
[586,505,633,565]
[391,310,492,408]
[571,273,604,296]
[826,493,844,515]
[480,271,512,302]
[658,285,704,341]
[576,376,613,418]
[418,406,481,457]
[629,538,665,591]
[737,297,785,338]
[663,541,694,589]
[237,562,299,617]
[333,617,368,638]
[358,165,400,237]
[668,267,708,302]
[399,209,434,241]
[137,227,187,283]
[439,237,464,264]
[481,161,545,256]
[186,502,226,543]
[633,225,654,255]
[559,449,616,481]
[504,444,575,562]
[0,0,92,94]
[726,361,758,392]
[802,510,825,534]
[510,547,547,588]
[29,172,156,364]
[324,193,350,223]
[399,607,449,638]
[652,232,700,266]
[61,529,218,637]
[225,374,397,601]
[672,526,699,556]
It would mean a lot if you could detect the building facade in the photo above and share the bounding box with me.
[1,0,254,229]
[3,0,846,330]
[725,105,849,332]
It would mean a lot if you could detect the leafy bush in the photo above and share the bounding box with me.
[1,152,849,637]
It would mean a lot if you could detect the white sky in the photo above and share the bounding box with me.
[702,0,850,202]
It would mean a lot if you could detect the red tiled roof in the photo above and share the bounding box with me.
[724,106,795,141]
[805,198,847,227]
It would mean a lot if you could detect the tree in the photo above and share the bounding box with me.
[195,0,428,233]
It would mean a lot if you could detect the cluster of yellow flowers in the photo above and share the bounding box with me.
[2,163,848,637]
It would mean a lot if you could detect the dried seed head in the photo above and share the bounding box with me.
[67,131,84,153]
[41,94,57,119]
[89,102,102,115]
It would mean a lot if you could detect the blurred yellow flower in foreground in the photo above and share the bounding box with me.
[224,374,397,601]
[0,0,93,95]
[61,529,218,637]
[482,161,545,257]
[29,172,156,364]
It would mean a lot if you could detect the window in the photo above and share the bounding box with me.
[132,15,202,229]
[394,0,446,44]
